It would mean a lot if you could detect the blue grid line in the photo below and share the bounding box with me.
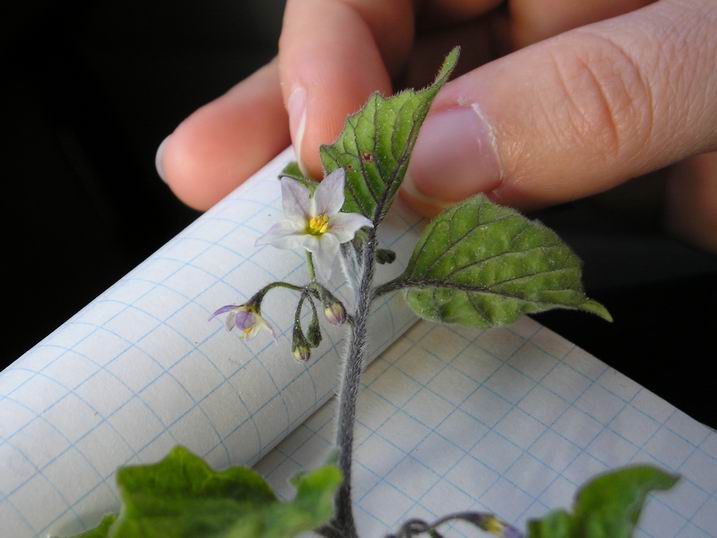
[3,150,713,537]
[1,172,292,535]
[258,318,716,537]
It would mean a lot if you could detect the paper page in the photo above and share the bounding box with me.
[259,319,717,538]
[0,148,423,537]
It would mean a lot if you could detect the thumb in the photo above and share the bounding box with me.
[402,0,717,215]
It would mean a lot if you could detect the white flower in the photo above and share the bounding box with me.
[256,168,372,281]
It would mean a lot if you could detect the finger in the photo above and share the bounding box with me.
[278,0,414,178]
[666,151,717,253]
[402,0,717,215]
[157,61,289,211]
[510,0,654,47]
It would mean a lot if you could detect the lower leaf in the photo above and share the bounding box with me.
[527,465,678,538]
[65,446,341,538]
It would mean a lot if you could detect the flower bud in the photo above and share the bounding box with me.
[292,318,311,362]
[323,302,347,326]
[292,343,311,362]
[376,248,396,264]
[307,320,322,347]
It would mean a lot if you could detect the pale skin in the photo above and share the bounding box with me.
[156,0,717,253]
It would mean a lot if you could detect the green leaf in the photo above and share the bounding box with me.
[396,194,612,327]
[527,465,679,538]
[70,514,117,538]
[68,446,341,538]
[320,47,460,225]
[279,161,319,192]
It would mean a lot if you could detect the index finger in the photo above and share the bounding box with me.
[278,0,415,178]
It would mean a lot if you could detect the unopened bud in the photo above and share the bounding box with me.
[324,302,347,326]
[292,317,311,362]
[292,343,311,362]
[376,248,396,264]
[307,321,322,347]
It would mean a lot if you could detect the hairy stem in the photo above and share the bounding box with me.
[372,277,406,299]
[331,228,378,537]
[306,251,317,281]
[250,281,307,302]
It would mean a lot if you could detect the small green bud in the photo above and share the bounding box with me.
[307,319,322,347]
[292,343,311,362]
[376,248,396,264]
[291,318,311,362]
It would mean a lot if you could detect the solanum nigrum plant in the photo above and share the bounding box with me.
[69,48,677,538]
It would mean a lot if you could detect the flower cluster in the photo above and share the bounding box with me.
[210,168,362,361]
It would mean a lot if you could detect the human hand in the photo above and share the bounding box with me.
[156,0,717,251]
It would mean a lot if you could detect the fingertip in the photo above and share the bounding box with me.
[159,118,224,211]
[288,58,392,180]
[280,0,396,179]
[155,135,170,184]
[160,63,290,211]
[399,180,449,218]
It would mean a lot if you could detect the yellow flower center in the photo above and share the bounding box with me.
[306,214,330,235]
[484,517,504,536]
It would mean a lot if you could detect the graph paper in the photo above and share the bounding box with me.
[1,148,715,537]
[0,148,420,537]
[259,319,717,538]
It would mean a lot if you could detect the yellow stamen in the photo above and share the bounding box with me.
[484,517,504,536]
[306,214,330,235]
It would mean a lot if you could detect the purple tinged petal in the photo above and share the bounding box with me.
[280,179,311,220]
[209,304,240,320]
[314,168,345,216]
[324,303,347,325]
[501,525,524,538]
[234,310,257,331]
[328,212,373,243]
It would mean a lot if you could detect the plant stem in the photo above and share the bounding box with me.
[306,251,317,281]
[251,281,306,300]
[330,229,378,537]
[371,276,406,299]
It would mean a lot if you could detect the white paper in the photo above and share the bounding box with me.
[260,319,717,538]
[2,148,715,538]
[0,148,423,537]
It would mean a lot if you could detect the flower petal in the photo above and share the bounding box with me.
[209,304,240,321]
[255,220,305,249]
[234,310,257,331]
[259,317,277,341]
[307,233,340,281]
[280,178,311,220]
[314,168,345,216]
[225,310,237,331]
[329,212,373,243]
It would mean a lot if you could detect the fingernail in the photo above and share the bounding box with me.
[404,104,502,204]
[287,86,307,173]
[155,135,171,182]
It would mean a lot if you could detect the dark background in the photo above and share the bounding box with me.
[3,1,716,426]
